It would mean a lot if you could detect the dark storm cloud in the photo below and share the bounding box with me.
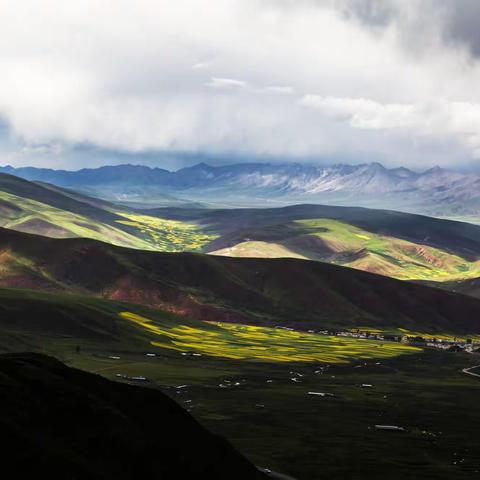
[336,0,480,58]
[335,0,397,28]
[440,0,480,57]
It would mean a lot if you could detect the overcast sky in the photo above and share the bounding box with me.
[2,0,480,170]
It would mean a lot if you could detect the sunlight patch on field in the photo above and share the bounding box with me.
[120,312,421,364]
[115,213,217,251]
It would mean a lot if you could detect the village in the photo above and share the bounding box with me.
[332,329,480,353]
[272,325,480,353]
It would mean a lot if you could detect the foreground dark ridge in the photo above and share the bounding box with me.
[0,353,266,479]
[1,227,480,333]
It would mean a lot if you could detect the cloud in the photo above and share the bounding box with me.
[206,77,248,89]
[1,0,480,169]
[264,86,295,95]
[336,0,480,58]
[300,96,417,129]
[301,95,480,158]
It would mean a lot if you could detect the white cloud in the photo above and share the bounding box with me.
[0,0,480,168]
[301,95,480,159]
[300,96,418,129]
[264,86,295,95]
[206,77,248,89]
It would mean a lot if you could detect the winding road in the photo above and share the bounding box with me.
[462,365,480,378]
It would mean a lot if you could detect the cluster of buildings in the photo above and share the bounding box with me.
[311,328,479,353]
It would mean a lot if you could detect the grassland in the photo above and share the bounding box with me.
[212,218,480,281]
[0,190,154,249]
[0,189,216,253]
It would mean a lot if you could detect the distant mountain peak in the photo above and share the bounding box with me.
[1,160,480,215]
[423,165,444,175]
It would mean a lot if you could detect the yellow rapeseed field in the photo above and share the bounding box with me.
[120,312,421,364]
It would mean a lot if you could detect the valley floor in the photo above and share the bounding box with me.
[38,337,480,480]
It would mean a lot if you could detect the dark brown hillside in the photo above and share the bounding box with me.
[1,227,480,333]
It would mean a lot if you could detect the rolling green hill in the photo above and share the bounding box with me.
[1,227,480,335]
[151,205,480,282]
[3,173,480,285]
[209,218,480,281]
[0,173,215,251]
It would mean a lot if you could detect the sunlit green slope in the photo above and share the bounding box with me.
[0,173,215,251]
[210,218,480,281]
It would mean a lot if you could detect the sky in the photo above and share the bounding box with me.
[2,0,480,170]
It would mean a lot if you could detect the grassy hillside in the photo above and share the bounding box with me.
[1,227,480,334]
[3,175,480,283]
[5,172,480,289]
[0,189,156,248]
[0,173,214,251]
[210,218,480,281]
[149,204,480,282]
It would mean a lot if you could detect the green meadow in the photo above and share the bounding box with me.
[0,190,151,249]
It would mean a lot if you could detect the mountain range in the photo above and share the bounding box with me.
[2,161,480,217]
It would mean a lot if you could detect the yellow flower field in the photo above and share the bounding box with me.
[120,312,421,364]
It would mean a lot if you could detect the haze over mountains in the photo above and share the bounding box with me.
[2,161,480,217]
